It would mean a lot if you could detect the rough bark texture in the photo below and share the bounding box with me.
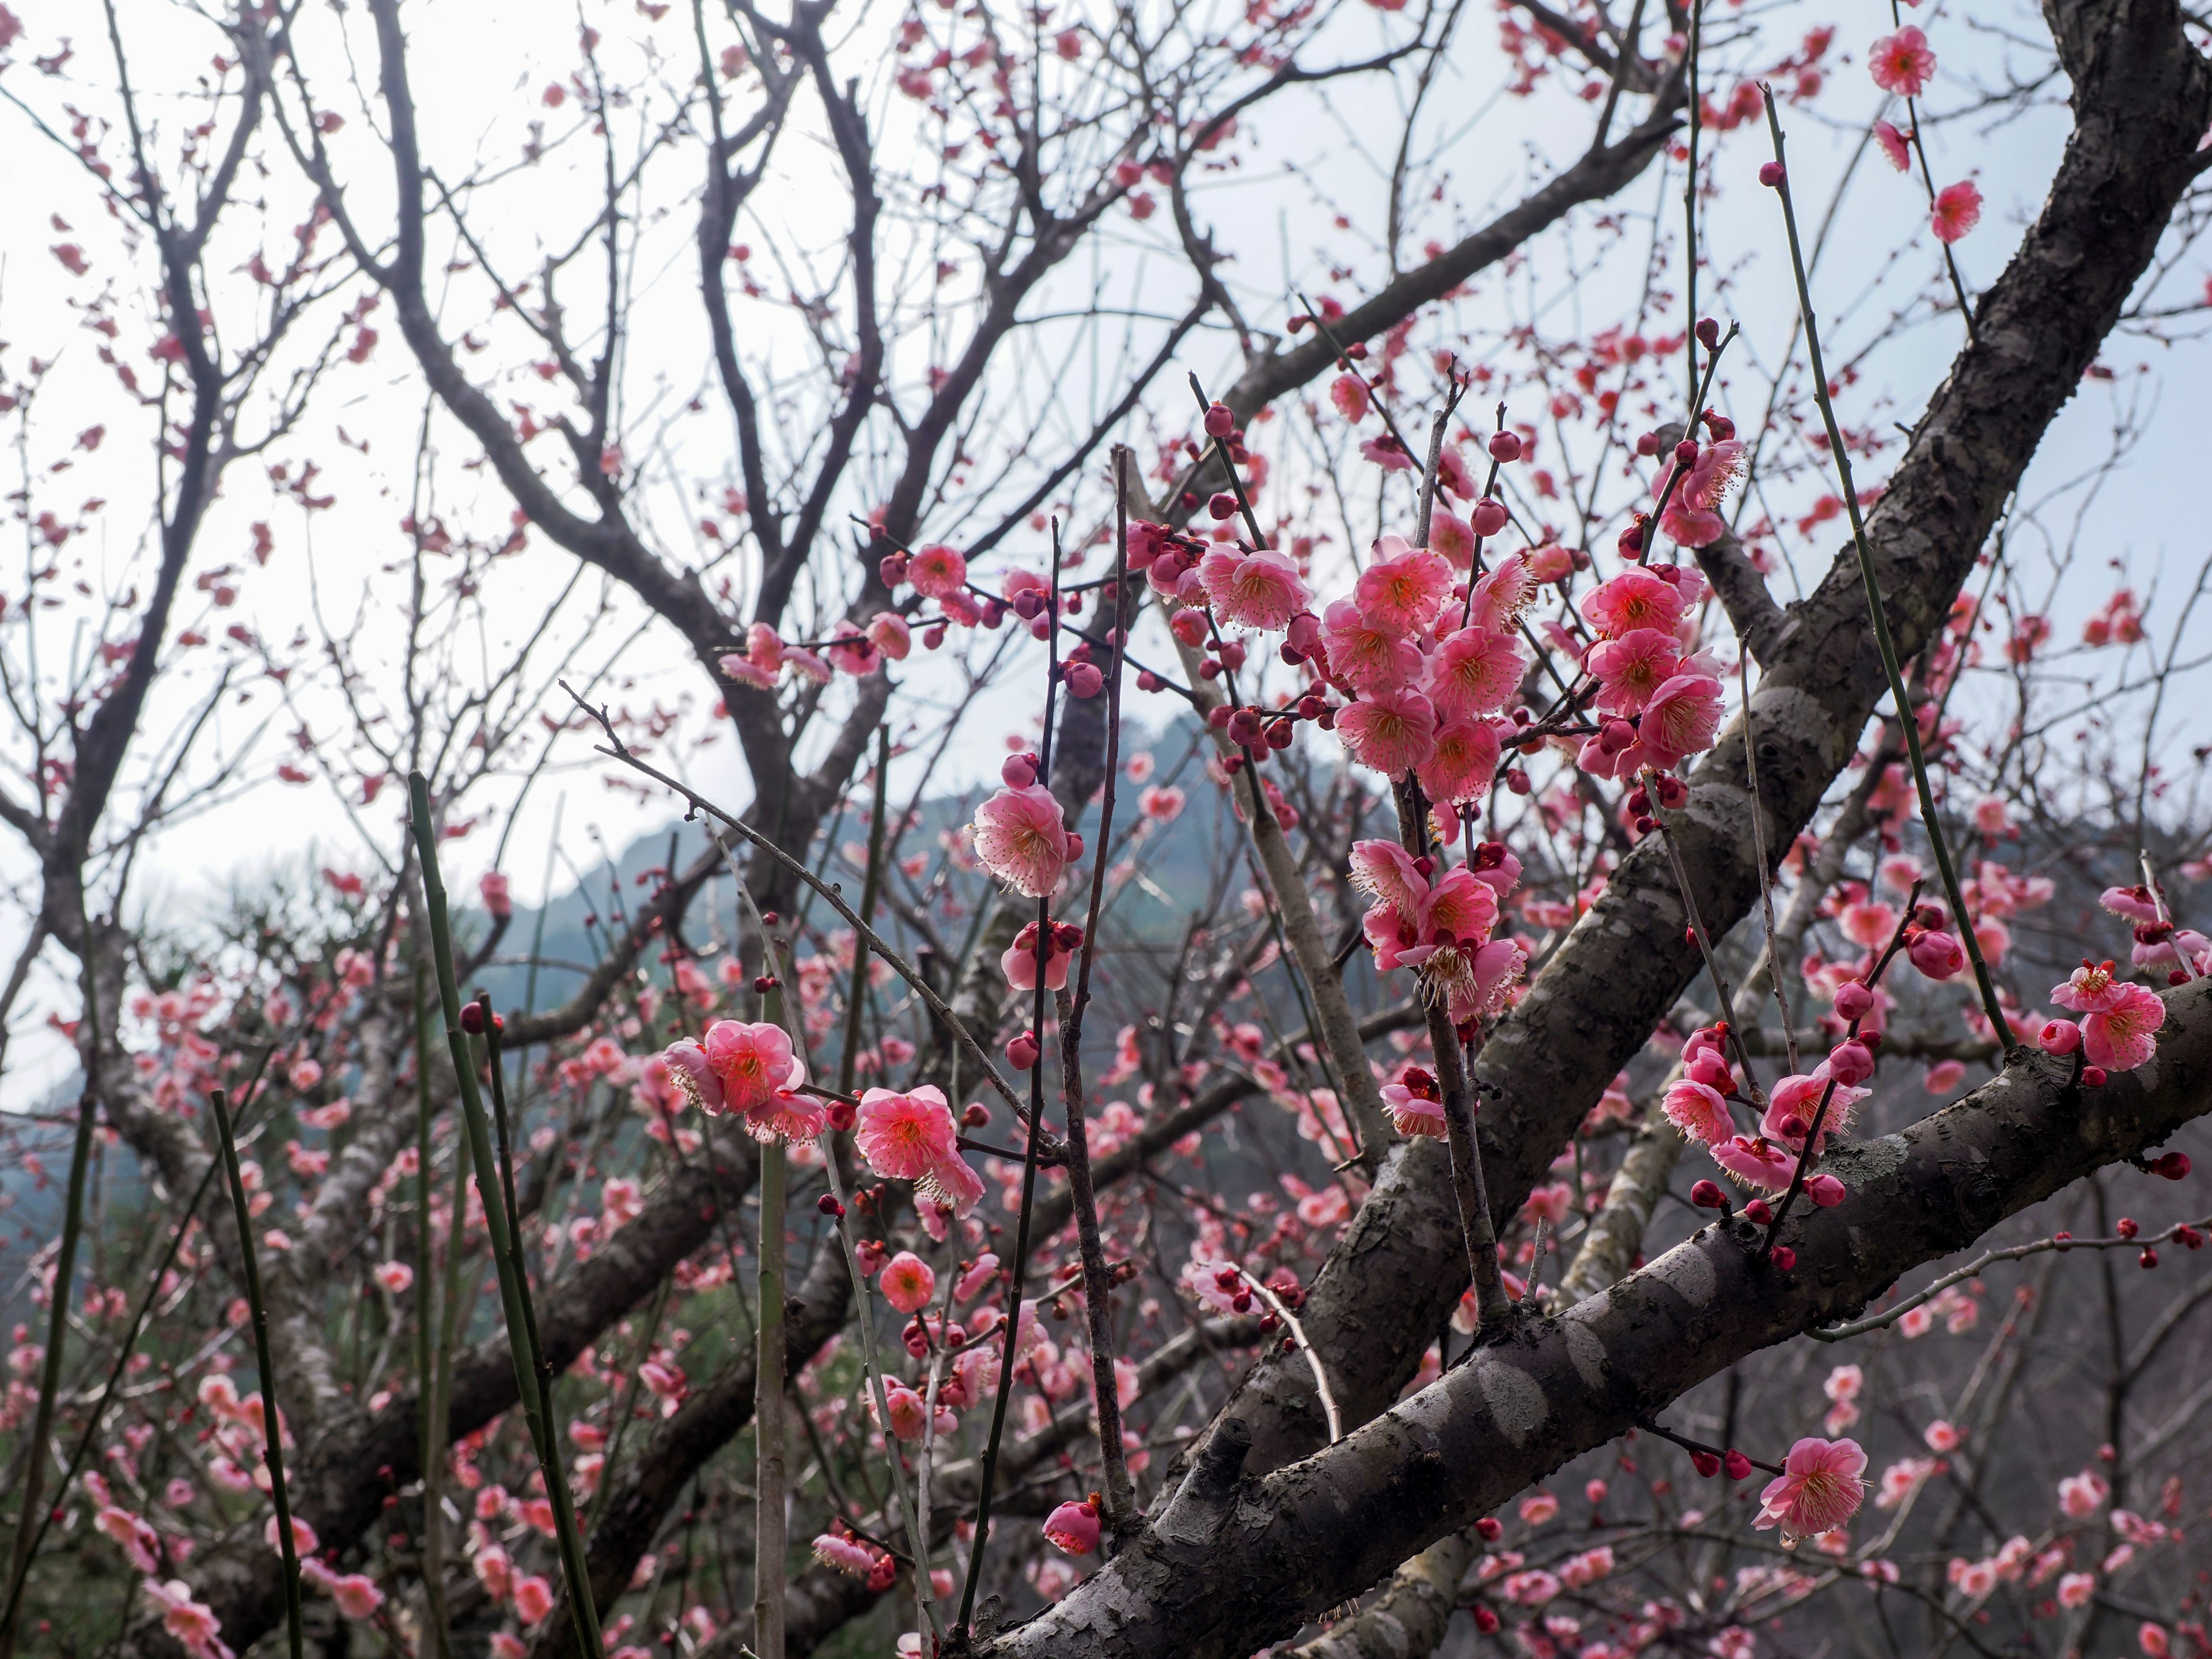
[984,979,2212,1657]
[1152,0,2212,1491]
[1285,1527,1477,1659]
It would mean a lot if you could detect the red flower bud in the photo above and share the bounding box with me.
[1695,317,1720,350]
[1487,430,1523,463]
[1759,161,1786,187]
[1691,1449,1721,1478]
[1203,403,1234,438]
[1723,1449,1753,1480]
[1006,1031,1041,1071]
[1770,1245,1797,1270]
[1691,1179,1727,1210]
[818,1194,844,1218]
[2153,1151,2191,1180]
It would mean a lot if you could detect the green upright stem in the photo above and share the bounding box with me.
[753,1131,788,1659]
[1760,90,2013,1050]
[209,1087,306,1659]
[408,771,607,1659]
[414,972,453,1659]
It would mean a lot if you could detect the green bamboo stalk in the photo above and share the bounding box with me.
[732,831,933,1634]
[413,971,453,1659]
[208,1086,306,1659]
[753,1132,787,1659]
[407,771,607,1659]
[1759,89,2013,1050]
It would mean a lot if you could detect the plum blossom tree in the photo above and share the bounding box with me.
[5,1,2212,1658]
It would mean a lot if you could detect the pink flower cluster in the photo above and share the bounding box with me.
[1349,838,1525,1021]
[854,1085,983,1232]
[662,1020,824,1142]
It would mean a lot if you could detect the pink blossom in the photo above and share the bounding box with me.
[1320,597,1426,693]
[1663,1079,1734,1146]
[1762,1067,1868,1152]
[1418,868,1501,948]
[1138,783,1185,822]
[2052,960,2128,1013]
[1335,687,1438,779]
[1427,627,1524,720]
[2081,982,2165,1071]
[1348,839,1428,919]
[660,1039,726,1115]
[1328,372,1369,422]
[328,1574,385,1619]
[1416,718,1501,805]
[1869,26,1936,96]
[1520,1490,1560,1524]
[907,544,968,599]
[96,1506,162,1573]
[1428,507,1474,568]
[880,1251,937,1313]
[2057,1572,2094,1609]
[372,1260,414,1294]
[855,1085,959,1182]
[1200,547,1309,631]
[1656,441,1744,547]
[1908,929,1966,980]
[1354,539,1453,631]
[972,784,1073,897]
[876,1382,930,1441]
[2058,1470,2109,1518]
[1931,181,1982,244]
[513,1573,555,1624]
[813,1532,878,1576]
[1586,629,1681,715]
[1468,554,1540,633]
[142,1581,233,1659]
[701,1021,802,1112]
[921,1149,986,1225]
[1712,1134,1799,1190]
[1584,568,1687,639]
[1437,938,1524,1021]
[1638,673,1726,765]
[1873,119,1911,172]
[719,622,789,690]
[1001,920,1074,991]
[1044,1499,1102,1555]
[1755,1437,1868,1539]
[1381,1070,1446,1137]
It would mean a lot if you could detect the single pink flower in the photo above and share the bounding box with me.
[1908,929,1967,980]
[1418,867,1500,948]
[2081,982,2165,1071]
[1427,627,1524,721]
[1200,547,1310,632]
[972,783,1072,897]
[1869,26,1936,96]
[919,1150,985,1226]
[1762,1066,1868,1152]
[907,544,968,600]
[1429,507,1475,569]
[1354,538,1453,631]
[1438,937,1525,1021]
[142,1582,233,1659]
[1381,1067,1446,1137]
[1931,180,1981,244]
[702,1020,804,1113]
[1873,119,1912,172]
[813,1532,878,1577]
[1000,920,1073,991]
[1712,1134,1799,1190]
[1755,1437,1869,1539]
[513,1574,555,1624]
[1416,718,1502,805]
[2052,960,2127,1013]
[719,622,785,690]
[880,1251,938,1313]
[1328,372,1370,422]
[96,1506,162,1573]
[1335,687,1438,780]
[877,1382,931,1441]
[1584,569,1687,639]
[328,1574,385,1619]
[1348,839,1428,919]
[855,1085,959,1182]
[1044,1498,1102,1555]
[1138,783,1185,822]
[1468,554,1539,633]
[1638,673,1726,764]
[1663,1079,1733,1146]
[661,1038,727,1115]
[372,1260,414,1294]
[1585,628,1681,715]
[1320,597,1427,693]
[479,870,513,918]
